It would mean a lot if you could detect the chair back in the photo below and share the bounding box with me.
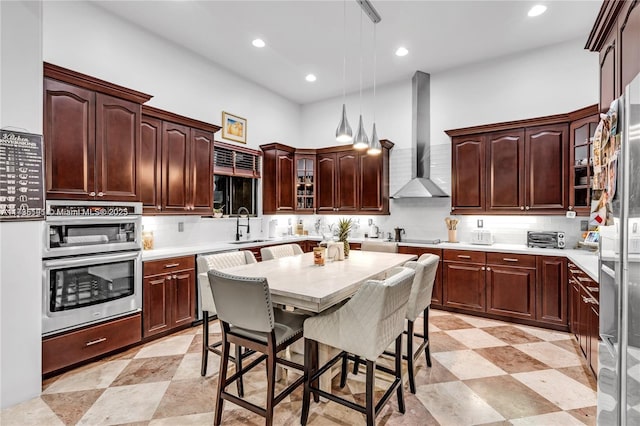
[260,243,303,261]
[208,269,275,333]
[360,241,398,253]
[337,266,414,360]
[404,254,439,321]
[197,251,257,313]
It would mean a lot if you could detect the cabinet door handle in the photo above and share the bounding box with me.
[98,192,104,197]
[587,286,599,292]
[457,255,471,259]
[85,337,107,347]
[481,266,486,270]
[451,207,456,210]
[157,205,161,210]
[569,206,573,210]
[525,206,530,210]
[173,274,178,279]
[164,263,180,268]
[89,191,96,197]
[568,263,576,268]
[486,267,491,271]
[520,206,524,210]
[503,258,519,262]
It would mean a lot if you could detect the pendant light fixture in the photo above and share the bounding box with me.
[335,0,353,143]
[352,6,369,150]
[367,21,381,155]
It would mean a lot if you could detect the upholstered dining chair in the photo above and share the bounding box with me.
[360,240,399,253]
[301,266,415,426]
[208,269,309,426]
[401,253,439,393]
[197,250,257,396]
[260,243,304,261]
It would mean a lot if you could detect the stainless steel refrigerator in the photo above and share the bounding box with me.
[598,72,640,425]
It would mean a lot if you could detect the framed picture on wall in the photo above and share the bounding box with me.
[222,111,247,144]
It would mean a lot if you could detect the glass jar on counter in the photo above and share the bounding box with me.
[142,230,154,250]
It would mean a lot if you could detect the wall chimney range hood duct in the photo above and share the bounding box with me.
[391,71,449,198]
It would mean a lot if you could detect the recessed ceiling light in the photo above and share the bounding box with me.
[528,4,547,17]
[305,74,317,82]
[252,38,266,48]
[395,47,409,57]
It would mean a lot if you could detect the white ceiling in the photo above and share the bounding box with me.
[94,0,602,105]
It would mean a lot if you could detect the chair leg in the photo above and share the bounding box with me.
[340,352,349,388]
[235,344,244,397]
[365,359,376,426]
[424,308,432,368]
[395,335,406,414]
[214,331,230,426]
[301,338,313,426]
[265,343,276,426]
[407,320,416,394]
[352,355,361,375]
[201,311,209,377]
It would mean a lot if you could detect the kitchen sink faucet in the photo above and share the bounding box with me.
[236,207,251,241]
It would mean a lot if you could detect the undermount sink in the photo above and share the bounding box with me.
[229,239,267,245]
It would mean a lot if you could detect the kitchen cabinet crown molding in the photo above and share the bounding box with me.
[446,112,573,138]
[142,105,221,133]
[585,0,628,51]
[44,62,153,105]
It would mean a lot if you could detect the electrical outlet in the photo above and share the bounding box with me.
[580,220,588,232]
[178,222,184,232]
[477,219,483,228]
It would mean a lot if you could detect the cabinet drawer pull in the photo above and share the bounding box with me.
[164,263,180,268]
[582,296,597,304]
[481,266,485,270]
[503,258,519,262]
[89,191,96,197]
[457,255,471,259]
[569,269,581,274]
[568,263,575,268]
[85,337,107,347]
[587,286,599,292]
[577,276,591,282]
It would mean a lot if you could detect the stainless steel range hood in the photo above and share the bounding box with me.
[391,71,449,198]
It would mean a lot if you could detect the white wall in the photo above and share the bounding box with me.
[300,39,599,245]
[0,0,44,409]
[42,1,302,151]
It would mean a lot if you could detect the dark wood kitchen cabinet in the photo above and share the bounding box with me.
[536,256,568,327]
[447,112,576,215]
[569,107,600,215]
[450,135,486,213]
[143,256,195,338]
[443,250,486,312]
[261,143,296,214]
[43,313,141,375]
[262,140,392,215]
[486,252,536,320]
[295,152,316,212]
[524,124,569,212]
[140,106,219,215]
[398,246,443,307]
[568,261,599,376]
[587,1,640,112]
[44,63,152,201]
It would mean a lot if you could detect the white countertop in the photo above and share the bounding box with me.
[142,236,600,282]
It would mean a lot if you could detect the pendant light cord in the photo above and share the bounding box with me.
[342,0,347,102]
[372,22,377,123]
[359,7,363,115]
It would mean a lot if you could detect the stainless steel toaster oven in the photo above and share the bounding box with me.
[527,231,566,249]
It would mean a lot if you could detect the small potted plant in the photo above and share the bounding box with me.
[213,205,224,218]
[337,218,353,258]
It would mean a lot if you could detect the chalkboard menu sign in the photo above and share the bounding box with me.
[0,130,45,221]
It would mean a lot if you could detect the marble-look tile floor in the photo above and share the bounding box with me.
[1,310,597,425]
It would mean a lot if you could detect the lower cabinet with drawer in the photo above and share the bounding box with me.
[443,250,487,312]
[442,249,569,330]
[143,255,196,338]
[569,261,599,376]
[43,313,141,375]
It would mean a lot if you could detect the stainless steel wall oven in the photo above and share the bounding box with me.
[42,201,143,336]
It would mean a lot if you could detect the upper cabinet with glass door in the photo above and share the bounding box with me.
[295,154,315,213]
[569,105,600,215]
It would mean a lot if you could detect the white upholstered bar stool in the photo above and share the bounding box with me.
[260,243,304,261]
[197,250,257,395]
[360,240,399,253]
[301,266,415,426]
[401,253,439,393]
[208,270,309,426]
